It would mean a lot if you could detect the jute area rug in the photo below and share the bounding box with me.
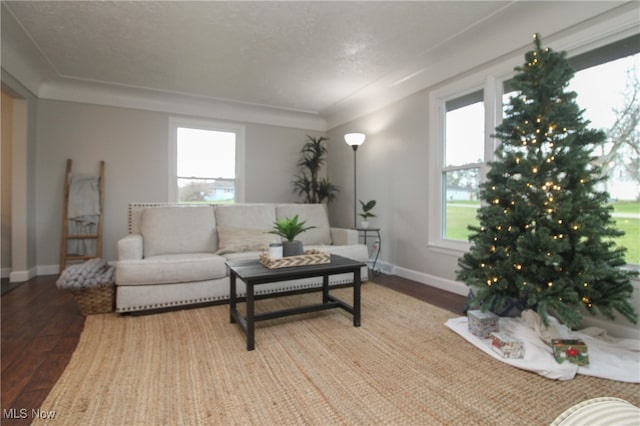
[35,283,639,425]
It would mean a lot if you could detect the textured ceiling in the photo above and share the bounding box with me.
[3,1,511,114]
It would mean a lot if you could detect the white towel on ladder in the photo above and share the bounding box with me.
[67,176,100,256]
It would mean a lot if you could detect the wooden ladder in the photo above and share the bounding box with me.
[60,159,105,270]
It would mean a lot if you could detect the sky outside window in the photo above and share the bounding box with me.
[570,54,638,131]
[445,102,485,167]
[569,54,639,201]
[177,128,235,179]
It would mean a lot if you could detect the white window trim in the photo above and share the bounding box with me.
[429,75,504,254]
[168,117,246,203]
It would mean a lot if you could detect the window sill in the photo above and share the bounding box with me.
[427,239,471,257]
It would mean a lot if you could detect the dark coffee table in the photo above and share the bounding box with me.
[226,254,365,350]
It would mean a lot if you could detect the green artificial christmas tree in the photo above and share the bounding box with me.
[457,34,638,328]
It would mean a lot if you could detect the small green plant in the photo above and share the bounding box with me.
[269,215,316,242]
[358,200,377,220]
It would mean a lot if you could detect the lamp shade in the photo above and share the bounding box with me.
[344,133,366,146]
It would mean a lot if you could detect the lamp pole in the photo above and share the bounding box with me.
[352,145,358,228]
[344,133,366,229]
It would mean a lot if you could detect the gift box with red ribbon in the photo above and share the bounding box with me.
[551,339,589,366]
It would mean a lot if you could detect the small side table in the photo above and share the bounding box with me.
[355,227,381,275]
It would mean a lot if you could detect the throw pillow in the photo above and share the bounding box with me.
[216,227,280,255]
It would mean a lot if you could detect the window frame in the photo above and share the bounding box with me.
[429,74,507,254]
[168,117,246,203]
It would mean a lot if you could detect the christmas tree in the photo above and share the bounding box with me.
[457,34,638,328]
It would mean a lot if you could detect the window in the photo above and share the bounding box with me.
[442,91,484,241]
[169,118,245,203]
[430,33,639,266]
[565,35,640,266]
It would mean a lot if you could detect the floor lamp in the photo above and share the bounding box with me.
[344,133,366,228]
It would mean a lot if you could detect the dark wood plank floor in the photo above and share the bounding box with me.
[1,273,466,425]
[1,276,85,426]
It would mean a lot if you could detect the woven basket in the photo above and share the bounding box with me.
[70,285,115,315]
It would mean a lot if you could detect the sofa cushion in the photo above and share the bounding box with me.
[215,204,279,253]
[276,204,332,245]
[141,206,216,258]
[116,253,227,285]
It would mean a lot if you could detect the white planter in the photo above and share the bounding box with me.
[360,221,369,229]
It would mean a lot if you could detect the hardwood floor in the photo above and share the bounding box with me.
[1,276,85,425]
[1,273,466,425]
[374,273,468,315]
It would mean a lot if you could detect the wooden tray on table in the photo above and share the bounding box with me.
[259,250,330,269]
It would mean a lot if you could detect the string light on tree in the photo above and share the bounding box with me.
[457,33,637,328]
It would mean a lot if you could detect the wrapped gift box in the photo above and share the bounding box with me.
[467,310,499,338]
[489,332,525,359]
[551,339,589,366]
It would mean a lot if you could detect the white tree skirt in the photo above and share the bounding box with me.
[445,311,640,383]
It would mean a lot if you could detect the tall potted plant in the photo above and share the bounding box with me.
[293,135,339,203]
[269,215,316,257]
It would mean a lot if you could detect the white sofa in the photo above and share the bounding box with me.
[115,203,369,313]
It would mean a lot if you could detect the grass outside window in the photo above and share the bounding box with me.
[446,201,640,265]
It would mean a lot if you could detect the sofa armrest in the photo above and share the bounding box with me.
[118,234,143,261]
[330,227,359,246]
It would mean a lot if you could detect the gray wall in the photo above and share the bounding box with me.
[327,90,459,279]
[35,99,323,267]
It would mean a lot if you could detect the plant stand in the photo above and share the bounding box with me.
[356,227,381,275]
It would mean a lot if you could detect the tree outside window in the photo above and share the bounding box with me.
[568,52,640,265]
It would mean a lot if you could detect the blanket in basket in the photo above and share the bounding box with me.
[57,258,115,289]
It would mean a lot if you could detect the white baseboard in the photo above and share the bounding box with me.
[13,262,114,280]
[390,264,469,296]
[372,260,394,276]
[9,267,37,283]
[38,264,61,276]
[7,265,59,282]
